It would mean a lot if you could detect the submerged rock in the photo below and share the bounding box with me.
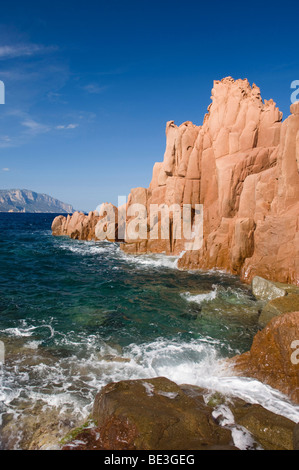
[250,276,299,327]
[0,404,75,450]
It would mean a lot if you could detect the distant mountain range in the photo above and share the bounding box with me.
[0,189,74,213]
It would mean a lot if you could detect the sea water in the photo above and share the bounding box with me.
[0,213,298,449]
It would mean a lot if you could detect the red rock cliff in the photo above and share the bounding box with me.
[121,77,299,285]
[52,77,299,285]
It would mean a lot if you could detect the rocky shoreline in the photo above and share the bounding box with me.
[11,274,292,451]
[49,77,299,450]
[60,276,299,451]
[1,272,298,450]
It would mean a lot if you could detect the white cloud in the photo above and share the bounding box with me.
[2,168,10,171]
[0,44,57,60]
[0,136,12,148]
[21,118,50,135]
[83,83,107,94]
[0,136,11,142]
[56,123,78,130]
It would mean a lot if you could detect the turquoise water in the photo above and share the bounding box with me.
[0,214,258,351]
[0,214,298,449]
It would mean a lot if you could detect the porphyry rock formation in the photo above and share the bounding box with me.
[121,77,299,286]
[52,204,126,242]
[52,77,299,285]
[230,311,299,404]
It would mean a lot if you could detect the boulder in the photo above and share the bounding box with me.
[51,205,124,242]
[230,311,299,404]
[252,276,288,302]
[230,402,295,450]
[61,379,297,451]
[62,378,234,450]
[91,377,232,450]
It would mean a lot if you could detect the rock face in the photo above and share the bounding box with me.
[61,377,296,451]
[52,77,299,286]
[120,78,299,285]
[230,311,299,404]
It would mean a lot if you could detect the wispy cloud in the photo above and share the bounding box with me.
[0,43,57,60]
[0,135,12,148]
[2,167,10,172]
[21,118,50,135]
[56,123,79,130]
[83,83,107,94]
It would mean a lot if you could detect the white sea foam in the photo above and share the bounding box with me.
[1,333,299,451]
[1,315,298,450]
[181,285,219,305]
[142,381,155,396]
[212,404,262,450]
[122,339,299,424]
[56,238,180,271]
[56,239,115,256]
[1,321,54,339]
[119,251,179,270]
[2,321,299,433]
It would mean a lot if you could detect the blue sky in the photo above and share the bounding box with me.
[0,0,298,212]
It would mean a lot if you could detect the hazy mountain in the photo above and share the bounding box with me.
[0,189,74,213]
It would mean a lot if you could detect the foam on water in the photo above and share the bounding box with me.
[56,239,116,256]
[56,238,179,271]
[181,285,219,305]
[119,251,179,270]
[123,339,299,423]
[1,331,299,450]
[4,333,299,423]
[212,404,263,450]
[0,320,55,340]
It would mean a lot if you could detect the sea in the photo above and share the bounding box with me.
[0,213,298,449]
